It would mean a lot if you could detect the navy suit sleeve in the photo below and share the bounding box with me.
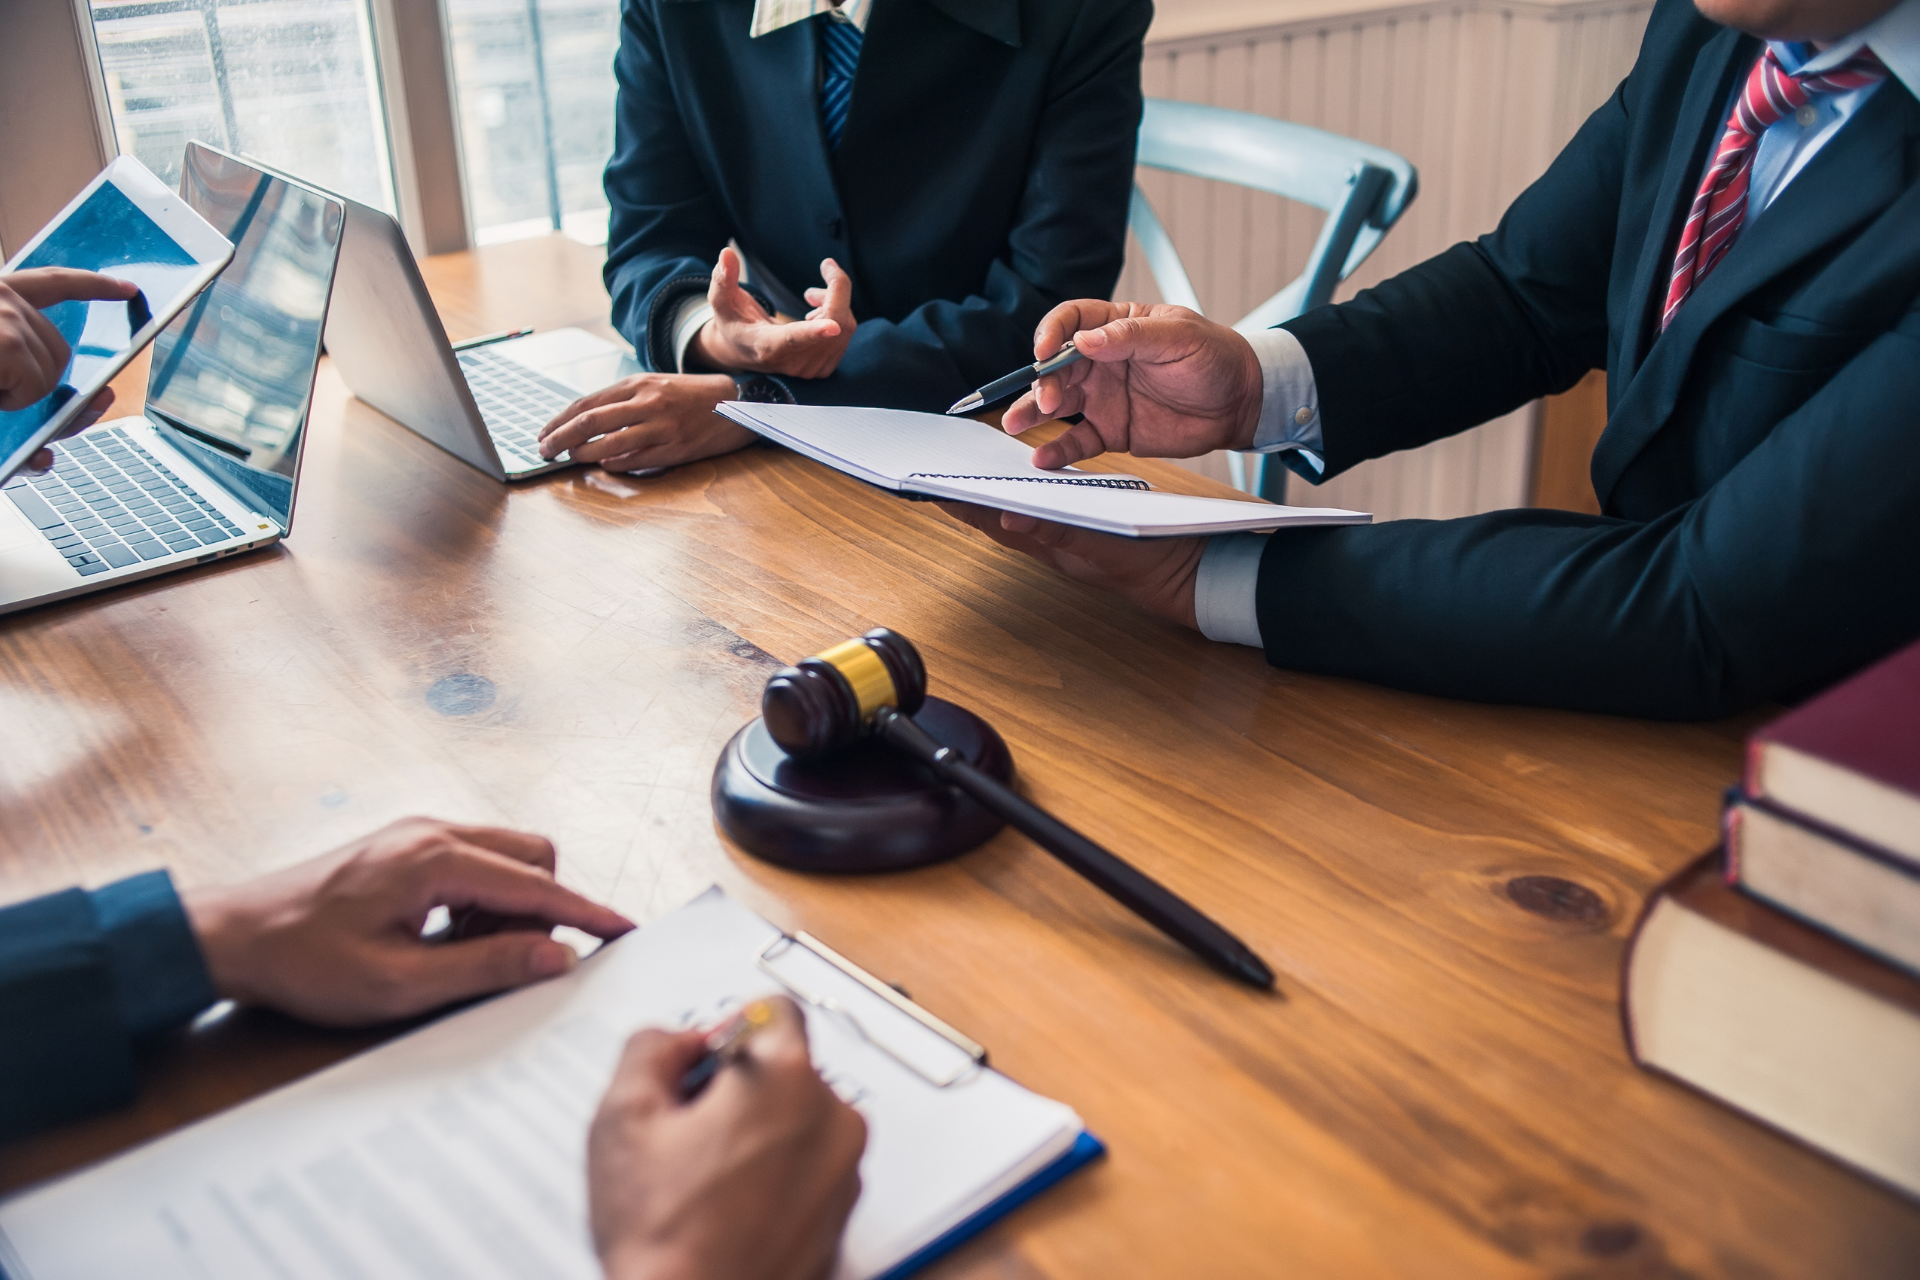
[0,871,216,1142]
[1253,302,1920,718]
[784,0,1150,411]
[1279,59,1631,477]
[602,1,736,371]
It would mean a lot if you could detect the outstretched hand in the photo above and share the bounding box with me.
[938,502,1205,631]
[182,817,635,1026]
[689,246,856,380]
[1002,301,1264,470]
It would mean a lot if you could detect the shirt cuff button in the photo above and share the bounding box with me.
[1293,406,1314,426]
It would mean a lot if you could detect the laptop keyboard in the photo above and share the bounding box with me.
[457,346,580,471]
[3,426,246,577]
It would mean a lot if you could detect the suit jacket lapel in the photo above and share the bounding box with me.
[1612,28,1751,392]
[1596,48,1915,510]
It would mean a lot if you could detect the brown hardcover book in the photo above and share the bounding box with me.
[1745,637,1920,862]
[1623,851,1920,1199]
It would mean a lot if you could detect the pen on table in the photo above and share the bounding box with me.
[677,998,778,1100]
[451,326,535,351]
[947,342,1084,416]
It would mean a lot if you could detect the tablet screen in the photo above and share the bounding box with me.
[0,180,215,467]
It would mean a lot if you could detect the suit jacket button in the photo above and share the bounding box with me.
[824,217,844,239]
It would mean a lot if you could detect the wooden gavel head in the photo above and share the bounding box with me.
[762,628,927,760]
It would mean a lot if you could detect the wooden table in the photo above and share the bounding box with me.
[2,236,1914,1277]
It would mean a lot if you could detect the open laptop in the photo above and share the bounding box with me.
[0,146,342,616]
[243,148,640,480]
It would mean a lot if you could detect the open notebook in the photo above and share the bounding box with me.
[0,889,1098,1280]
[717,402,1371,537]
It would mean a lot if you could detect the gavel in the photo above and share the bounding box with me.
[763,628,1275,989]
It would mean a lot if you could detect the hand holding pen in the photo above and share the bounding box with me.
[588,996,868,1280]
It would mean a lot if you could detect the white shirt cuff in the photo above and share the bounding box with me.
[1194,533,1267,648]
[1243,327,1324,474]
[671,297,717,372]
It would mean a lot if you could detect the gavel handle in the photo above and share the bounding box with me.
[875,709,1274,989]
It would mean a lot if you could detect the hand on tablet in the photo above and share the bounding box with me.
[181,817,635,1026]
[689,247,856,380]
[1,269,140,471]
[939,501,1205,631]
[1001,301,1265,469]
[589,998,867,1280]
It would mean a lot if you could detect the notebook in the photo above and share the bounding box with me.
[0,889,1100,1280]
[716,402,1371,537]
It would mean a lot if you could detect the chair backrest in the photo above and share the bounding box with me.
[1128,99,1418,498]
[1130,98,1418,333]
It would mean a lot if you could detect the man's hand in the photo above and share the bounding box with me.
[538,372,752,472]
[1,269,140,471]
[1002,301,1265,470]
[687,246,855,380]
[589,998,867,1280]
[181,817,635,1026]
[940,502,1205,631]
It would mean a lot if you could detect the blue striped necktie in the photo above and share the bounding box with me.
[818,16,863,150]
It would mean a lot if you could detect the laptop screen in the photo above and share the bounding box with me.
[145,144,342,530]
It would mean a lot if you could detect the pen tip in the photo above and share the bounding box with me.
[947,396,980,416]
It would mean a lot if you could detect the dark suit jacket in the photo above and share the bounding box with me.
[603,0,1149,411]
[1264,0,1920,718]
[0,872,214,1142]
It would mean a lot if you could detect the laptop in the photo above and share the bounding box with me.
[0,146,342,617]
[244,148,640,480]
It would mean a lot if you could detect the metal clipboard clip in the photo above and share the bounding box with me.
[758,932,986,1088]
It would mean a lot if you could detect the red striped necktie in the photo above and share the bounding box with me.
[1660,45,1888,330]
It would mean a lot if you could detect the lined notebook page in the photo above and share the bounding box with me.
[0,890,1084,1280]
[717,403,1137,487]
[718,403,1370,537]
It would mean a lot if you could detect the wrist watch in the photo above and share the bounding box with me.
[729,373,785,404]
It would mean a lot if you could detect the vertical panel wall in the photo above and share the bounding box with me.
[1119,0,1651,520]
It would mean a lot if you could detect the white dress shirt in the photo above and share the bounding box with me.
[669,0,873,371]
[1196,0,1920,650]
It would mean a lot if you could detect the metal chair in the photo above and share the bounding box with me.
[1129,98,1418,499]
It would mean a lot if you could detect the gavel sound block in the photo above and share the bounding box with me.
[712,652,1015,872]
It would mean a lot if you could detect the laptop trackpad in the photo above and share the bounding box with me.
[0,497,41,552]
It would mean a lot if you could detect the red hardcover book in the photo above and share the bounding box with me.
[1744,637,1920,863]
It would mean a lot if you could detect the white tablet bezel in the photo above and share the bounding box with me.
[0,155,234,484]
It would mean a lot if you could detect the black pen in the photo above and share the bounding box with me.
[451,326,535,351]
[677,999,777,1100]
[947,342,1084,416]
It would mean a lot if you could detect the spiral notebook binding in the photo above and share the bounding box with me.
[909,473,1150,492]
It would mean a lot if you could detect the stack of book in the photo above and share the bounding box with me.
[1623,639,1920,1198]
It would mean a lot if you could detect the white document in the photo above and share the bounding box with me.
[717,402,1371,538]
[0,889,1087,1280]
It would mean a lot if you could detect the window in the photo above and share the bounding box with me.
[88,0,398,215]
[444,0,620,245]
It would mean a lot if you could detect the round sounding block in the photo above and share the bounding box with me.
[711,697,1014,873]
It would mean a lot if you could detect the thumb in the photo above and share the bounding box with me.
[707,247,764,323]
[396,930,580,1014]
[1070,315,1181,364]
[609,1026,711,1115]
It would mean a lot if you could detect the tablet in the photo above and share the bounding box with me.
[0,155,233,484]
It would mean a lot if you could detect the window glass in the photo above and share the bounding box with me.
[89,0,397,215]
[444,0,619,245]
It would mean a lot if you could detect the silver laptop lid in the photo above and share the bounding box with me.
[144,143,343,534]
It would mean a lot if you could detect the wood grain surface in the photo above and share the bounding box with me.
[2,236,1915,1277]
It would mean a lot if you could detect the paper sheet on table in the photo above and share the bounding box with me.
[0,889,1085,1280]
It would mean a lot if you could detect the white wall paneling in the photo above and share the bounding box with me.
[1123,0,1652,519]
